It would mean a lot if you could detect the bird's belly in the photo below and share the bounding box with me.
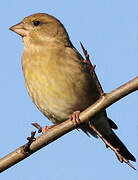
[24,68,95,123]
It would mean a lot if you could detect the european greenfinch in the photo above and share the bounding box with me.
[10,13,135,162]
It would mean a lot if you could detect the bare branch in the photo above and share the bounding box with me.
[0,77,137,173]
[80,42,104,96]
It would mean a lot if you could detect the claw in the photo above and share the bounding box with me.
[41,125,56,134]
[69,111,81,127]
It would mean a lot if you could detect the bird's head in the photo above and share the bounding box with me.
[9,13,70,46]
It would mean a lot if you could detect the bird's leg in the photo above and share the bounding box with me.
[69,111,81,127]
[32,122,56,134]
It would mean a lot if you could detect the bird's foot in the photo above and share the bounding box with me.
[41,125,56,134]
[32,122,56,134]
[69,111,81,127]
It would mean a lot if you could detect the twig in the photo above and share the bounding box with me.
[89,123,136,170]
[80,43,136,170]
[80,42,104,96]
[25,131,36,152]
[32,123,42,133]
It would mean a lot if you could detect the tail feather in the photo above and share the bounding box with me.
[104,132,136,162]
[81,113,136,162]
[107,117,118,130]
[81,123,98,138]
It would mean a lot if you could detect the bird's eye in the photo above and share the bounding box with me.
[33,20,40,26]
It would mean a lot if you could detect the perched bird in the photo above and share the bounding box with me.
[10,13,135,163]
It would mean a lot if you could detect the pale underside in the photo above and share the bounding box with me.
[22,44,99,123]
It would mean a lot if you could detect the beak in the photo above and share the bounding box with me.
[9,22,28,37]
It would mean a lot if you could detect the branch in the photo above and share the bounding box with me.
[0,77,137,173]
[80,42,104,96]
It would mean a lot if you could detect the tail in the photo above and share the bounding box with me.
[104,131,136,161]
[103,131,136,162]
[81,112,136,162]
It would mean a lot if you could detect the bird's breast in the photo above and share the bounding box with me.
[22,48,98,122]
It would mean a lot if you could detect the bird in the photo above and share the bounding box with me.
[9,13,136,164]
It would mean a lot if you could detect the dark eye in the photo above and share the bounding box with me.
[33,20,40,26]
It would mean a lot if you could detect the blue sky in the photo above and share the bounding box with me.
[0,0,137,179]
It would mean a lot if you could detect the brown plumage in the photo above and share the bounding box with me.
[10,13,136,162]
